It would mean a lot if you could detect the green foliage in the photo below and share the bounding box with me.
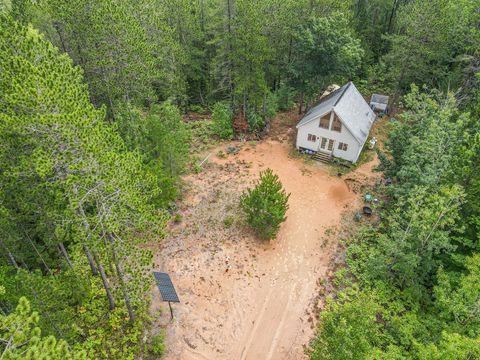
[417,332,480,360]
[381,0,478,95]
[311,86,480,359]
[144,102,190,205]
[185,119,217,153]
[435,254,480,333]
[246,110,264,132]
[174,213,183,223]
[211,102,234,139]
[289,13,364,108]
[275,85,296,111]
[37,0,187,111]
[216,150,227,159]
[148,331,165,357]
[379,86,468,195]
[264,91,279,120]
[223,215,234,228]
[240,169,290,240]
[311,291,383,360]
[0,14,165,359]
[0,297,84,359]
[115,101,190,206]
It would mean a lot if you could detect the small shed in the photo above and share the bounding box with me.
[370,94,389,113]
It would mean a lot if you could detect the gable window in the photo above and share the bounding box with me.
[338,142,348,151]
[319,113,330,129]
[307,134,316,142]
[332,115,342,132]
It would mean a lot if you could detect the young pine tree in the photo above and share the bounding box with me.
[211,102,234,139]
[240,169,290,240]
[0,296,85,359]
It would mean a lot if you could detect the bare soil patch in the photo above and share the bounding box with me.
[150,113,382,360]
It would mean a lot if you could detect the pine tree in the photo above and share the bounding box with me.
[0,13,165,328]
[240,169,290,240]
[0,296,85,359]
[39,0,162,113]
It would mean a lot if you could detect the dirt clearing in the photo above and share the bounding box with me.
[151,130,379,359]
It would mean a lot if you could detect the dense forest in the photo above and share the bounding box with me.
[0,0,479,358]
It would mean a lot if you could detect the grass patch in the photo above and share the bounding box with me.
[223,215,235,228]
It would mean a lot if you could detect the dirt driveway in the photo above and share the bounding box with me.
[152,138,378,360]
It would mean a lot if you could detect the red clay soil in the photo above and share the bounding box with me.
[150,117,381,360]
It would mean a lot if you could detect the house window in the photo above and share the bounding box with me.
[338,142,348,151]
[327,139,334,151]
[319,113,330,129]
[332,115,342,132]
[320,137,327,149]
[307,134,316,142]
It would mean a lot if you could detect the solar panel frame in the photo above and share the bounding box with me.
[153,272,180,303]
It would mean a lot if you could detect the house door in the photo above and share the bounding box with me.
[319,137,335,153]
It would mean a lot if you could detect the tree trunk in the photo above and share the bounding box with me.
[262,93,267,121]
[299,90,304,114]
[26,232,53,276]
[83,245,98,275]
[93,251,116,310]
[387,0,400,33]
[74,185,98,276]
[53,22,67,53]
[58,242,74,271]
[227,0,235,109]
[0,239,19,269]
[243,93,247,119]
[108,233,135,322]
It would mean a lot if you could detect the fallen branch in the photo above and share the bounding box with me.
[199,153,212,167]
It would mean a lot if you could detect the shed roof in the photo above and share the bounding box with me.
[296,82,376,146]
[370,94,389,104]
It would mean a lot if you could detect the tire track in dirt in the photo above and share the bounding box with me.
[240,285,276,360]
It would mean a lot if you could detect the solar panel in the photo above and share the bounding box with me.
[153,272,180,303]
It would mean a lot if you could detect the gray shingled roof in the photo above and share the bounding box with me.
[296,82,376,146]
[371,94,389,104]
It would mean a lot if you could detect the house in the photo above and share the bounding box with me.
[370,93,389,113]
[295,82,376,163]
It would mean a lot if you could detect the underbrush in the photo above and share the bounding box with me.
[184,119,218,154]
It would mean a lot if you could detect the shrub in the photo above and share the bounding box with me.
[148,331,165,357]
[246,110,264,132]
[240,169,290,240]
[211,102,234,139]
[264,91,278,120]
[189,104,208,113]
[276,85,296,111]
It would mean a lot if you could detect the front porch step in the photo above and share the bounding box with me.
[312,152,331,163]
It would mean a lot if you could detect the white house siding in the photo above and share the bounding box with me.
[296,111,361,162]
